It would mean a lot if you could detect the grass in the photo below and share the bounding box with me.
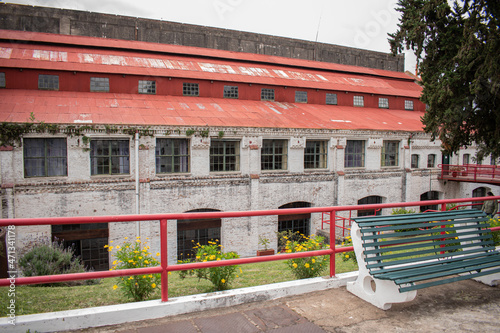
[0,254,358,317]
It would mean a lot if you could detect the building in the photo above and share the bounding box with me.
[0,23,497,270]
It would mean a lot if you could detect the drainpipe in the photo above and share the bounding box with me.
[135,131,140,237]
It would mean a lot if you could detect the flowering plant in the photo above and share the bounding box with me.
[107,237,161,301]
[341,235,357,264]
[283,234,328,279]
[179,240,240,291]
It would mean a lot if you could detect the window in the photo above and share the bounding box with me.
[278,202,311,239]
[0,72,5,88]
[210,140,240,172]
[156,138,190,173]
[411,154,419,168]
[38,74,59,90]
[183,82,199,96]
[24,138,67,177]
[261,139,287,170]
[427,154,436,168]
[295,91,307,103]
[261,88,275,101]
[326,93,337,105]
[138,80,156,94]
[223,85,238,99]
[405,100,414,110]
[345,140,365,168]
[90,77,109,92]
[304,141,327,169]
[381,141,399,167]
[420,191,439,212]
[463,154,470,165]
[90,140,130,175]
[357,196,383,216]
[353,95,364,107]
[378,98,389,109]
[177,209,221,260]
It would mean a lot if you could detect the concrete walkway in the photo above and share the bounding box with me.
[65,279,500,333]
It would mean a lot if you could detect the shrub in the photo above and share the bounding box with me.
[282,234,328,279]
[18,240,97,286]
[489,217,500,246]
[179,240,240,291]
[341,235,357,264]
[276,230,306,253]
[108,237,161,301]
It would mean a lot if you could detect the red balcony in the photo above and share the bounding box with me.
[439,164,500,185]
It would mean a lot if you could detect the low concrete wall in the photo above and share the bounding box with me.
[0,271,357,332]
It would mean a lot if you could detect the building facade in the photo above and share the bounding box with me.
[0,28,497,270]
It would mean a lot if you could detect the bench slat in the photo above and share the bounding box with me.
[375,253,500,281]
[399,266,500,292]
[365,246,498,270]
[359,217,488,234]
[369,251,499,275]
[354,209,485,226]
[361,223,490,241]
[362,232,491,249]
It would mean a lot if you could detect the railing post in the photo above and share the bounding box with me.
[330,209,336,278]
[160,219,168,302]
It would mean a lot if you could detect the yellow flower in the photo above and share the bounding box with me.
[110,240,114,243]
[312,259,316,263]
[113,285,118,290]
[104,245,109,248]
[128,276,134,280]
[151,283,156,288]
[292,263,298,268]
[113,260,117,265]
[138,256,143,260]
[221,279,225,284]
[156,252,160,256]
[345,254,350,259]
[305,263,310,268]
[144,260,149,264]
[124,237,128,240]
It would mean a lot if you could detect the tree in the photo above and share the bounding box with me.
[389,0,500,160]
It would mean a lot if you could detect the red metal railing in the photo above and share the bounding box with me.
[439,164,500,183]
[1,196,499,302]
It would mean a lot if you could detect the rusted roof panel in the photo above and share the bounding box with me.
[0,29,411,81]
[0,41,421,98]
[0,90,425,132]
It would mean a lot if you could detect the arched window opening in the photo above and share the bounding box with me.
[177,209,221,261]
[420,191,440,212]
[357,196,383,217]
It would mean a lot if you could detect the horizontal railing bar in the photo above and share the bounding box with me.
[1,197,497,226]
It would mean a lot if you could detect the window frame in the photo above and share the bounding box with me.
[90,77,110,93]
[304,140,328,169]
[345,140,365,168]
[378,97,389,109]
[261,139,288,171]
[325,93,337,105]
[295,91,308,103]
[223,85,239,99]
[427,154,436,168]
[90,139,130,176]
[209,140,240,172]
[261,88,275,101]
[155,138,190,174]
[405,100,414,110]
[463,153,470,165]
[23,138,68,178]
[138,80,156,94]
[353,95,364,107]
[381,141,399,167]
[0,72,5,88]
[183,82,199,96]
[38,74,59,90]
[411,154,419,168]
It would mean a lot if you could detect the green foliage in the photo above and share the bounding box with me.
[178,240,240,291]
[258,235,270,250]
[389,0,500,158]
[489,217,500,246]
[276,230,306,253]
[282,235,328,279]
[185,129,196,136]
[18,240,97,286]
[108,237,161,302]
[392,207,419,232]
[340,235,357,265]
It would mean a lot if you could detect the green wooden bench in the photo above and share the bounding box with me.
[346,209,500,309]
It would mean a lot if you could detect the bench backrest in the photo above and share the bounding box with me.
[352,209,494,274]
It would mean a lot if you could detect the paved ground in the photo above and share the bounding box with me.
[66,279,500,333]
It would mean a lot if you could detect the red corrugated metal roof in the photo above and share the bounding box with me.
[0,41,421,98]
[0,90,425,132]
[0,29,411,81]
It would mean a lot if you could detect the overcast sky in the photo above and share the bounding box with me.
[4,0,417,72]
